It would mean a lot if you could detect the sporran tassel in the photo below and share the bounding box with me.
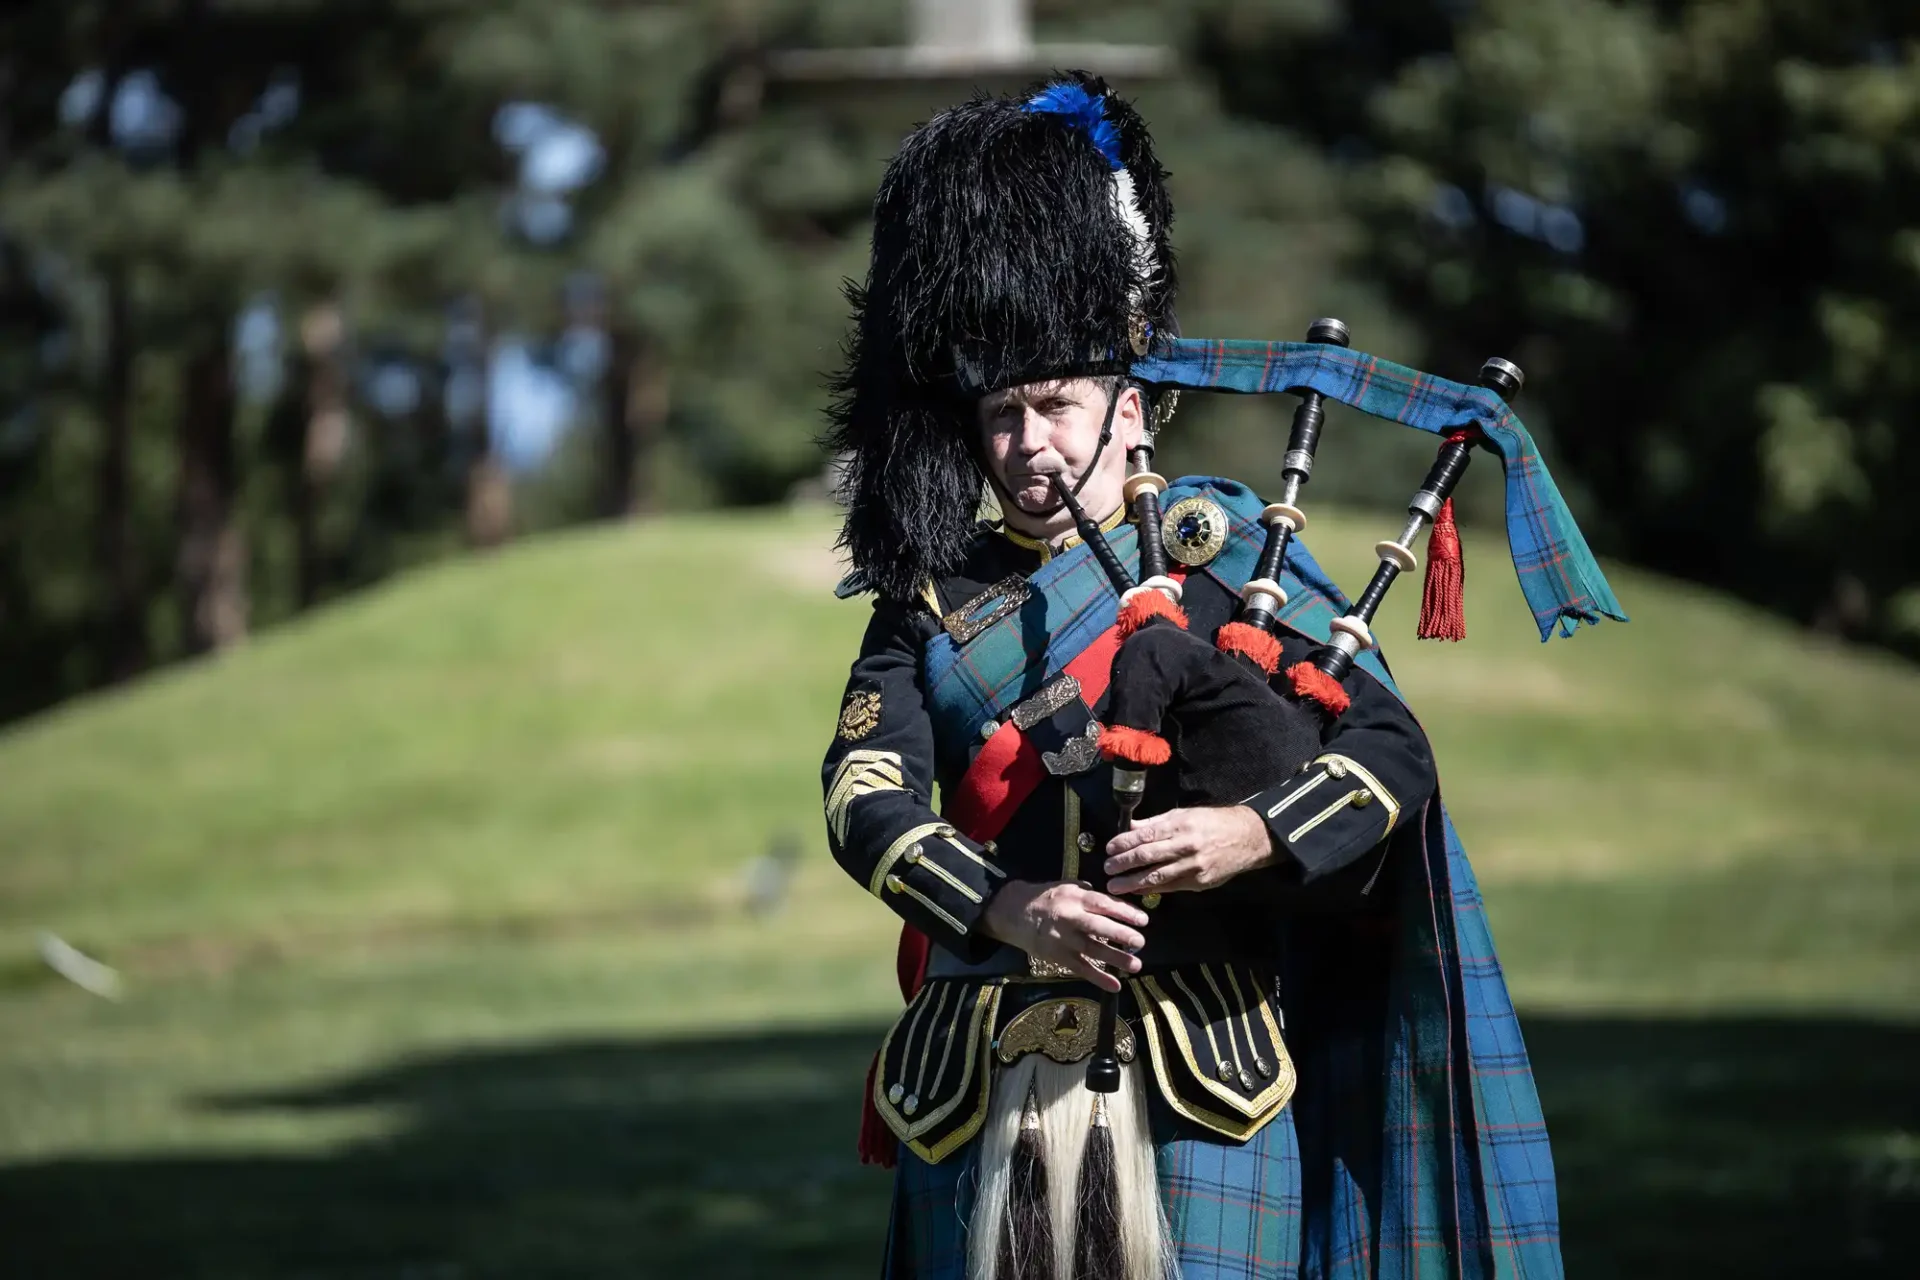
[999,1088,1056,1280]
[1071,1093,1125,1280]
[1417,495,1467,642]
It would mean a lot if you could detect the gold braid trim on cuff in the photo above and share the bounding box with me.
[869,822,948,898]
[1311,752,1401,834]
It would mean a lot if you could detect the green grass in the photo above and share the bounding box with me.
[2,505,1917,1277]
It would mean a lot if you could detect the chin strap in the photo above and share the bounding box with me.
[1069,380,1124,500]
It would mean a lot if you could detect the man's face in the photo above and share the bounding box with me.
[976,378,1143,529]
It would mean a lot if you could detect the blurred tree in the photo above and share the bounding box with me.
[5,4,413,662]
[1198,0,1920,652]
[439,1,898,515]
[0,0,892,717]
[433,0,738,519]
[1,0,1548,726]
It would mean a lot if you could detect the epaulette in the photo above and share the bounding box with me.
[837,566,946,619]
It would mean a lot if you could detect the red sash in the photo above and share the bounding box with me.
[857,571,1184,1165]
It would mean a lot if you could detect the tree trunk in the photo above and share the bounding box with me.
[296,300,350,607]
[463,319,513,549]
[94,265,146,681]
[465,452,514,548]
[176,341,247,655]
[598,328,638,518]
[600,327,669,518]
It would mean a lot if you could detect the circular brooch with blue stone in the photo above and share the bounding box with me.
[1160,495,1228,567]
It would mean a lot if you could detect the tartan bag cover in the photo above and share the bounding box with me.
[913,469,1599,1278]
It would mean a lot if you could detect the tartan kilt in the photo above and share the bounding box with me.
[881,1108,1305,1280]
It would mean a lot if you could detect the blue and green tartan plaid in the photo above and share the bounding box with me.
[922,519,1144,754]
[909,478,1571,1277]
[1160,1107,1305,1279]
[1132,338,1627,642]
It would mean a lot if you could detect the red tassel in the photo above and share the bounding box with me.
[1116,590,1187,639]
[1286,661,1351,717]
[1418,496,1467,642]
[1098,723,1172,766]
[858,1053,897,1167]
[1215,621,1283,675]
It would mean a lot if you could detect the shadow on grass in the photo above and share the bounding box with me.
[3,1014,1916,1278]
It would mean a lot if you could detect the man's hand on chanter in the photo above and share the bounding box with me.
[980,880,1149,993]
[1103,805,1275,896]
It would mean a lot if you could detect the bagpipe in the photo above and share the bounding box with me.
[947,329,1623,1280]
[1050,320,1531,1098]
[975,323,1574,1280]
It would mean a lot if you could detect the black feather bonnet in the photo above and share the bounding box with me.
[826,71,1178,603]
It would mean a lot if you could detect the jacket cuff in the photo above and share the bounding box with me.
[870,822,1006,956]
[1244,752,1401,883]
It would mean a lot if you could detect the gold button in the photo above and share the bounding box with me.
[983,840,997,855]
[1324,758,1348,780]
[888,1083,904,1104]
[903,1093,920,1116]
[1352,789,1372,808]
[1077,832,1095,853]
[902,845,922,864]
[1142,893,1162,910]
[884,874,905,893]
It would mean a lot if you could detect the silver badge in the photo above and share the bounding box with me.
[1010,674,1083,731]
[1041,720,1103,776]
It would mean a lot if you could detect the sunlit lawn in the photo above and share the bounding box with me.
[2,503,1917,1277]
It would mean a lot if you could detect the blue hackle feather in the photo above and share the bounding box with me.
[1023,82,1123,170]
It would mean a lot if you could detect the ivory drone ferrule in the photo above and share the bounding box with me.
[1239,577,1288,614]
[1328,616,1375,653]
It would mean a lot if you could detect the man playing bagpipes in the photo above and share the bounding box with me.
[820,72,1625,1280]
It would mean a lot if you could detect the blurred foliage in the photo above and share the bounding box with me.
[2,0,1917,725]
[1199,0,1920,650]
[0,0,886,722]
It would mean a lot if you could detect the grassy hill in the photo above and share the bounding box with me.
[2,505,1917,1277]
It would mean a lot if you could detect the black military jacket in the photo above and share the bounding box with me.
[825,510,1441,1153]
[822,513,1439,966]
